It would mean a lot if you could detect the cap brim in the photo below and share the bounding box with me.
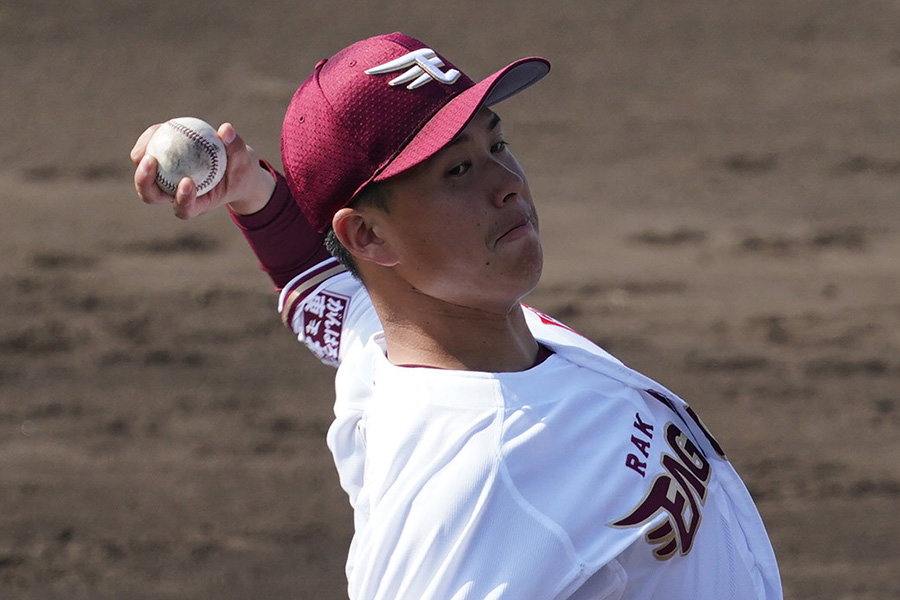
[372,57,550,182]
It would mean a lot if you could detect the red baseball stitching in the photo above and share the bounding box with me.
[156,120,221,193]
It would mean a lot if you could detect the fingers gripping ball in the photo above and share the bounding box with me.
[145,117,227,196]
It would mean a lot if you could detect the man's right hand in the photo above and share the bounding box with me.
[131,122,276,219]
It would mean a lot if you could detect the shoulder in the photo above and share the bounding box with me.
[280,257,380,366]
[522,304,624,365]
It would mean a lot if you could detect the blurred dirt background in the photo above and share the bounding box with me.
[2,1,899,598]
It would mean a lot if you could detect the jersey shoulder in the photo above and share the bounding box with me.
[279,257,379,367]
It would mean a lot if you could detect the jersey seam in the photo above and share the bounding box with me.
[494,389,588,598]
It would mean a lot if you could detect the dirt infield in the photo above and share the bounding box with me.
[2,1,899,598]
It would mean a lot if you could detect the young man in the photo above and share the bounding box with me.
[132,33,782,600]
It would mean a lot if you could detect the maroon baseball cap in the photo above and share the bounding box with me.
[281,32,550,232]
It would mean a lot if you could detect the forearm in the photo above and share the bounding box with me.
[229,161,333,289]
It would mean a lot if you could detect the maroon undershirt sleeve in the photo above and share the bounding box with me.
[228,161,333,290]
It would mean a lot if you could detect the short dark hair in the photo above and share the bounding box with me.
[324,183,390,281]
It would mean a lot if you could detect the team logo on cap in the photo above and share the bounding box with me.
[365,48,461,89]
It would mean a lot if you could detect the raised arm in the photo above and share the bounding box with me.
[131,122,332,289]
[227,163,334,290]
[130,121,375,367]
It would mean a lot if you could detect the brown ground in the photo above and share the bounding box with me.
[2,1,899,598]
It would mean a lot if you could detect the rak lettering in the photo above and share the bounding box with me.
[611,422,711,560]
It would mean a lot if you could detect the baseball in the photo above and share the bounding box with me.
[145,117,227,196]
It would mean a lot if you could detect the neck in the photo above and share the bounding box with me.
[369,287,539,373]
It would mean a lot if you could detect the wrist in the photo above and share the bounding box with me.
[228,164,277,215]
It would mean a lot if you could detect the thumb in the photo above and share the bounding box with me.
[218,122,244,156]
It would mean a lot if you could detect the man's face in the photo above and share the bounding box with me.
[371,107,543,314]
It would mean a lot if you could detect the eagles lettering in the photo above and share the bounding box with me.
[611,422,712,560]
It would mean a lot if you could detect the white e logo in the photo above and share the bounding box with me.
[365,48,461,90]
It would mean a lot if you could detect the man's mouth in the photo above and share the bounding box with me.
[496,217,535,244]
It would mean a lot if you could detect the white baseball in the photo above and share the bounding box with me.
[145,117,227,196]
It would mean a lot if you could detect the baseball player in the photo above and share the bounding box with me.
[132,32,782,600]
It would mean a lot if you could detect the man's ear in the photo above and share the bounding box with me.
[332,207,399,267]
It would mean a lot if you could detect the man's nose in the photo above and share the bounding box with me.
[489,158,525,207]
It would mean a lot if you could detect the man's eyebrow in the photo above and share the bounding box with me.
[445,111,502,148]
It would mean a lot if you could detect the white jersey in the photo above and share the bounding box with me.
[279,258,783,600]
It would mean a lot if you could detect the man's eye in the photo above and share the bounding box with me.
[447,162,470,177]
[491,140,509,153]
